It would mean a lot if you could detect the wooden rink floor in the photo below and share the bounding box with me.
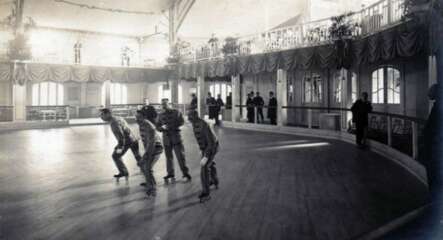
[0,124,428,240]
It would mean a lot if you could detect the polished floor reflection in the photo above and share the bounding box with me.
[0,124,428,240]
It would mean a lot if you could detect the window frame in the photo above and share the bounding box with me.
[371,66,401,105]
[303,71,323,104]
[32,81,64,106]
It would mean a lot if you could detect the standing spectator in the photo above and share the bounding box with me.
[226,92,232,110]
[206,92,217,121]
[215,94,225,126]
[253,92,265,123]
[246,93,255,123]
[351,92,372,148]
[268,91,277,125]
[422,83,443,202]
[190,93,198,111]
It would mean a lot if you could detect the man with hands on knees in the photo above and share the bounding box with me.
[187,110,220,202]
[100,108,142,180]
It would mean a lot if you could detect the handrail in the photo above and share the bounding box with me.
[26,105,70,107]
[281,106,426,124]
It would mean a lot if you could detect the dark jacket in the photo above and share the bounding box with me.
[226,95,232,109]
[156,108,185,146]
[216,98,224,112]
[351,99,372,126]
[267,97,277,119]
[207,97,217,119]
[190,97,198,110]
[253,96,264,108]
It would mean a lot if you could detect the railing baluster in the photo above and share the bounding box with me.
[412,121,418,160]
[387,115,392,146]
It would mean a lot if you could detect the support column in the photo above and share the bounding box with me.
[104,81,111,108]
[231,74,241,122]
[12,83,26,121]
[197,76,205,118]
[170,78,179,104]
[277,69,288,126]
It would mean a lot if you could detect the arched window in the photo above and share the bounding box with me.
[101,82,128,106]
[371,67,401,104]
[303,72,322,103]
[32,82,64,106]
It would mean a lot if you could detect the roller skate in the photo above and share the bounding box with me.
[210,181,219,190]
[198,192,211,203]
[163,174,175,184]
[146,189,157,197]
[183,173,192,182]
[113,173,129,181]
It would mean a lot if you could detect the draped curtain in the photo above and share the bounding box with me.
[0,63,171,85]
[176,23,427,79]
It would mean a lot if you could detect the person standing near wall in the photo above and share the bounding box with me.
[422,83,443,203]
[268,91,277,125]
[187,110,219,203]
[215,94,225,126]
[206,92,217,122]
[136,106,163,197]
[100,108,142,180]
[157,98,191,183]
[226,92,232,110]
[246,93,255,123]
[190,93,198,111]
[253,92,265,123]
[351,92,372,148]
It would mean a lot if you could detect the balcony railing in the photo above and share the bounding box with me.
[180,0,405,62]
[232,104,425,160]
[26,105,70,121]
[0,106,13,122]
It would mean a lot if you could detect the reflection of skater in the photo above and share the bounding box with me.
[100,108,142,180]
[187,110,219,202]
[136,106,163,196]
[157,98,191,183]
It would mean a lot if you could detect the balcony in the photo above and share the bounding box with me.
[179,0,406,62]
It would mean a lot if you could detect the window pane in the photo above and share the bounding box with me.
[372,69,384,104]
[178,84,183,104]
[209,85,214,97]
[221,84,227,102]
[158,85,163,103]
[32,84,39,106]
[57,83,64,105]
[352,73,358,102]
[387,68,400,104]
[48,82,57,106]
[122,85,127,104]
[40,82,48,105]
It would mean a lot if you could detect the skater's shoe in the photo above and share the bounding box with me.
[183,173,192,181]
[146,189,157,197]
[163,174,175,183]
[140,182,147,187]
[114,173,129,180]
[198,192,211,203]
[210,181,219,189]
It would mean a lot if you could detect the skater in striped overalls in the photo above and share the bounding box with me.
[187,110,219,202]
[136,106,164,196]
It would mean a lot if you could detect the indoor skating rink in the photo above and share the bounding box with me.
[0,124,427,240]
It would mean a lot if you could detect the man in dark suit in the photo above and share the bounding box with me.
[267,91,277,125]
[253,92,265,123]
[351,92,373,148]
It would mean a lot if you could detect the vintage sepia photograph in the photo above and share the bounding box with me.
[0,0,442,239]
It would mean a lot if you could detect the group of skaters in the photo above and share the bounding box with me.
[246,91,278,125]
[100,98,219,202]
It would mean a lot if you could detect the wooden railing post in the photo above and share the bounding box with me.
[387,115,392,146]
[308,109,312,129]
[412,121,419,160]
[387,0,393,25]
[66,106,70,121]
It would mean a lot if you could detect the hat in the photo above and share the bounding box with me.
[99,108,111,114]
